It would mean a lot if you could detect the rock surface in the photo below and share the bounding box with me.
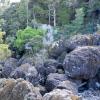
[63,46,100,79]
[43,89,80,100]
[45,73,67,91]
[0,78,42,100]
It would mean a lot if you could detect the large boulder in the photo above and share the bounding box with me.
[43,89,80,100]
[45,73,67,91]
[63,46,100,79]
[0,78,42,100]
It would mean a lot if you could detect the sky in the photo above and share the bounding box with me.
[10,0,20,3]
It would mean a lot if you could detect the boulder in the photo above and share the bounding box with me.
[0,78,42,100]
[45,73,67,91]
[79,89,100,100]
[92,33,100,45]
[48,34,100,60]
[66,34,100,51]
[44,59,61,75]
[48,39,66,59]
[1,58,18,78]
[63,46,100,79]
[56,81,78,94]
[65,34,93,51]
[18,56,35,66]
[43,89,80,100]
[4,58,18,68]
[10,63,32,79]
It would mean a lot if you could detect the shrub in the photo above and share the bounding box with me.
[0,44,11,61]
[14,27,44,53]
[0,32,5,43]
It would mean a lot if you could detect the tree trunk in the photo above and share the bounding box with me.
[48,5,51,25]
[53,6,56,27]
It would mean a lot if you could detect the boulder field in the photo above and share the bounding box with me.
[0,34,100,100]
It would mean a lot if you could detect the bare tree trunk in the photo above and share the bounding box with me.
[33,11,36,21]
[48,5,51,25]
[53,6,56,27]
[26,0,29,27]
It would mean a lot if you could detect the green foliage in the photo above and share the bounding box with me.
[0,44,11,61]
[64,8,85,36]
[0,31,6,43]
[14,27,44,53]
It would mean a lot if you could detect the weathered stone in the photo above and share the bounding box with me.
[45,73,67,91]
[43,89,80,100]
[63,46,100,79]
[49,34,100,60]
[18,56,35,66]
[65,34,93,51]
[48,39,66,59]
[1,58,18,78]
[56,81,78,94]
[0,78,42,100]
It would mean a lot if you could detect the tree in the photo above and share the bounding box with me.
[14,27,45,54]
[63,8,85,36]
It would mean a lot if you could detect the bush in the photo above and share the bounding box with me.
[0,32,5,43]
[14,27,44,53]
[0,44,11,61]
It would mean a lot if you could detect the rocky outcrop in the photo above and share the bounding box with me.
[0,78,42,100]
[63,46,100,79]
[49,34,100,59]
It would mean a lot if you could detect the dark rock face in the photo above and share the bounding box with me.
[45,73,67,91]
[63,46,100,79]
[0,78,42,100]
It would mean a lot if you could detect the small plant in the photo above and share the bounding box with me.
[14,27,44,53]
